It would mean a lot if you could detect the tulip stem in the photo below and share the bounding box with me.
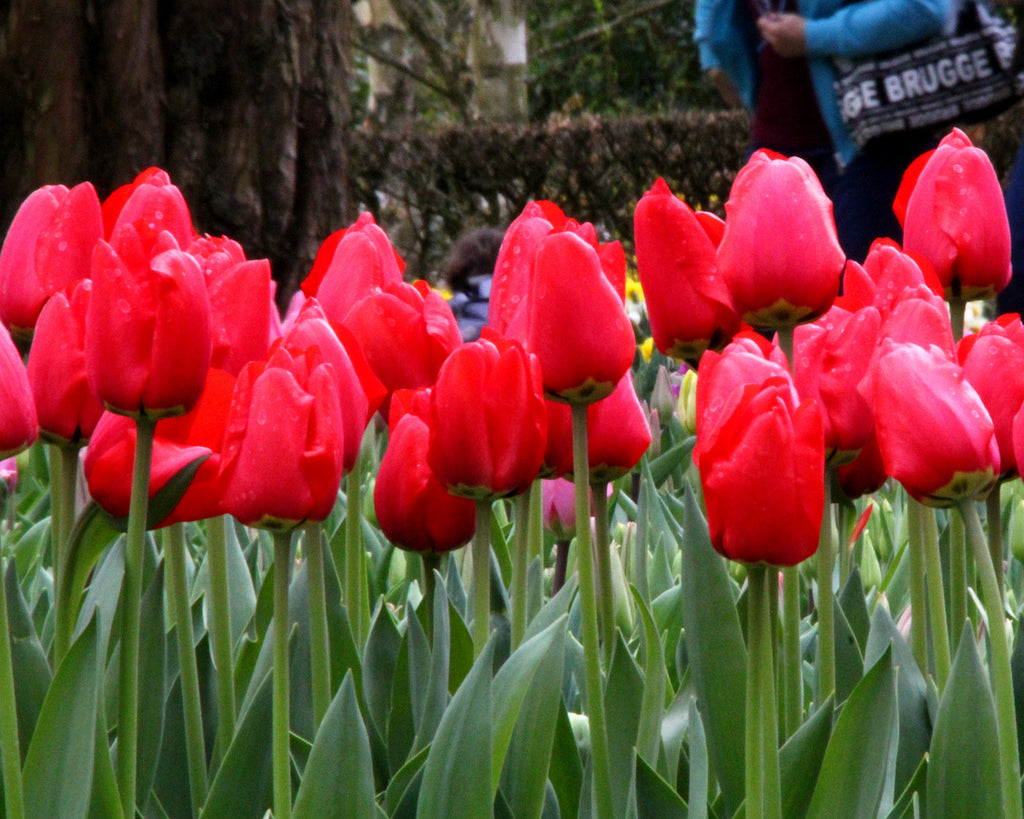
[987,488,1004,601]
[949,507,967,635]
[305,522,331,729]
[907,500,930,677]
[273,530,293,819]
[592,483,616,661]
[960,499,1024,819]
[53,444,80,666]
[950,295,966,343]
[472,501,493,658]
[746,562,781,819]
[0,558,24,819]
[816,476,835,707]
[345,442,368,647]
[780,565,801,739]
[118,415,155,819]
[922,506,951,692]
[571,402,614,819]
[511,491,530,651]
[165,523,208,814]
[206,515,236,760]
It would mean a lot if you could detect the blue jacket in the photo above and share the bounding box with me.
[694,0,954,162]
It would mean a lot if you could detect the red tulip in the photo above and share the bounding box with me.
[300,212,405,324]
[695,331,794,440]
[374,411,476,554]
[541,372,652,483]
[0,182,102,338]
[897,129,1011,301]
[0,324,38,457]
[101,167,195,249]
[958,315,1024,477]
[877,285,956,359]
[220,346,345,529]
[428,332,547,500]
[527,230,636,404]
[843,238,943,316]
[86,227,212,418]
[793,303,880,465]
[865,340,999,506]
[836,429,888,499]
[717,150,844,329]
[342,280,462,401]
[27,279,104,446]
[283,298,385,471]
[488,201,568,338]
[633,178,741,363]
[84,369,236,526]
[188,235,275,376]
[694,376,824,566]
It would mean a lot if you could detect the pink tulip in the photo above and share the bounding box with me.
[0,324,37,457]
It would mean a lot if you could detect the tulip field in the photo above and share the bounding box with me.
[0,125,1022,818]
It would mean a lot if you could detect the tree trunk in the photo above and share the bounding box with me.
[0,0,352,308]
[467,0,527,123]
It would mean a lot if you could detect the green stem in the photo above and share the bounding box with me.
[987,488,1005,601]
[949,508,967,638]
[345,442,368,647]
[922,505,952,692]
[527,480,544,621]
[53,444,80,666]
[305,522,331,729]
[960,500,1024,819]
[950,295,966,344]
[571,402,614,819]
[421,552,441,639]
[907,500,929,676]
[165,523,208,813]
[746,563,781,819]
[511,491,530,651]
[780,565,801,739]
[117,416,155,819]
[592,483,616,660]
[472,501,493,658]
[816,476,835,706]
[273,530,293,819]
[0,558,24,819]
[837,502,851,589]
[206,515,236,760]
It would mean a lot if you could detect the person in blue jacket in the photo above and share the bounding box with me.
[695,0,955,263]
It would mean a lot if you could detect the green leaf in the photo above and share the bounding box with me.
[202,669,273,819]
[23,618,100,819]
[838,567,870,655]
[779,696,834,819]
[384,743,430,817]
[832,598,863,705]
[806,646,898,819]
[633,586,669,766]
[678,486,746,817]
[4,560,51,755]
[498,616,568,819]
[635,753,687,819]
[105,455,210,532]
[136,562,168,804]
[63,502,120,640]
[649,439,696,488]
[363,603,401,742]
[293,672,377,819]
[548,697,583,819]
[605,633,644,818]
[687,698,708,819]
[416,640,494,819]
[926,622,1002,818]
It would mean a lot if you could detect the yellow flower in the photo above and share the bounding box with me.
[640,337,654,363]
[625,276,644,304]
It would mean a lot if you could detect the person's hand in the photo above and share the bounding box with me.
[706,67,742,108]
[757,12,808,57]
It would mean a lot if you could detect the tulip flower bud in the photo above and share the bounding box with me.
[678,369,698,436]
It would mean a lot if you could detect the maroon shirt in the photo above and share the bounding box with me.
[747,0,832,151]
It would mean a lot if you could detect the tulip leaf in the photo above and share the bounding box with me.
[383,743,430,816]
[649,438,696,488]
[88,696,121,819]
[23,617,99,819]
[606,632,645,818]
[136,563,168,804]
[837,567,870,655]
[416,639,494,819]
[679,485,746,817]
[496,615,568,817]
[865,604,932,794]
[363,602,402,745]
[102,454,210,533]
[4,560,51,753]
[293,672,377,819]
[63,501,120,640]
[687,698,709,819]
[779,696,834,819]
[926,622,1002,819]
[832,597,863,705]
[388,633,415,775]
[887,757,927,819]
[195,516,258,655]
[635,753,687,819]
[412,583,450,755]
[548,696,584,819]
[202,669,274,819]
[633,585,669,766]
[806,645,898,819]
